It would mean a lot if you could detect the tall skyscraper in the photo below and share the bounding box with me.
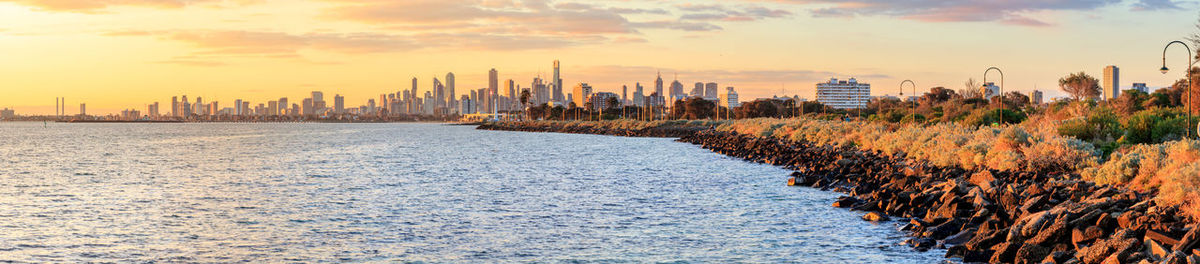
[278,98,288,115]
[669,79,684,99]
[434,77,445,109]
[1104,65,1120,100]
[171,96,178,117]
[553,60,563,103]
[488,68,498,112]
[507,79,516,111]
[654,72,664,98]
[446,72,456,111]
[333,94,344,113]
[1031,90,1044,105]
[235,99,244,115]
[622,85,628,105]
[79,103,85,116]
[311,91,325,111]
[634,83,645,106]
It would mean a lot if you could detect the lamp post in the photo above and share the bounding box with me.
[984,67,1004,125]
[900,80,916,122]
[1161,40,1196,139]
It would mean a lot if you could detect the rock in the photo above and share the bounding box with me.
[1028,215,1070,246]
[1014,243,1050,264]
[961,249,993,263]
[925,218,964,240]
[1043,251,1074,264]
[832,196,859,208]
[1145,237,1170,260]
[904,237,936,251]
[1073,226,1105,248]
[862,212,889,222]
[969,170,996,190]
[942,227,977,247]
[1163,251,1188,264]
[1175,226,1200,252]
[991,242,1022,263]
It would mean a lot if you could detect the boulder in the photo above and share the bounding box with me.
[1028,215,1071,246]
[1175,226,1200,252]
[991,242,1021,263]
[1145,237,1169,260]
[862,212,889,222]
[942,227,977,247]
[832,196,859,208]
[1014,243,1051,264]
[1073,226,1105,247]
[1043,250,1074,264]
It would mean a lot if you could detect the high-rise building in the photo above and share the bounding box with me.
[181,95,190,117]
[311,91,325,111]
[587,92,620,111]
[488,68,498,111]
[533,77,549,105]
[670,79,684,99]
[553,60,563,103]
[149,102,159,118]
[1031,90,1044,105]
[719,87,740,108]
[980,82,1000,99]
[634,83,645,106]
[171,96,178,117]
[572,83,592,108]
[1104,65,1120,100]
[234,99,244,115]
[621,85,628,105]
[301,98,313,115]
[815,77,871,109]
[278,98,288,115]
[692,82,704,97]
[446,72,456,110]
[434,77,445,110]
[507,79,516,111]
[0,108,14,119]
[654,72,664,98]
[268,100,278,116]
[79,103,85,116]
[334,94,344,113]
[705,82,718,99]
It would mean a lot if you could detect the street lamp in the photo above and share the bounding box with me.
[984,67,1004,125]
[1161,40,1195,139]
[900,80,916,122]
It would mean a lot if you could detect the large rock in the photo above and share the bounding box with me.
[1028,215,1071,246]
[1174,225,1200,252]
[862,212,889,222]
[1014,243,1051,264]
[991,242,1021,263]
[1073,226,1105,248]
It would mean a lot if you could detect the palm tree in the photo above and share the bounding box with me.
[606,97,620,119]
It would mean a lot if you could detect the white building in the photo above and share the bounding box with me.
[719,87,739,108]
[1132,83,1149,93]
[815,78,870,109]
[981,82,1000,100]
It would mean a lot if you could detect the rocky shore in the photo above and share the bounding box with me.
[481,122,1200,263]
[477,122,707,138]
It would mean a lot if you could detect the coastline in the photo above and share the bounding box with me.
[480,121,1198,264]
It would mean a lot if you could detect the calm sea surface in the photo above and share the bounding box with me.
[0,122,946,263]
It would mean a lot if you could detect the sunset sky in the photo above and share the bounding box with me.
[1,0,1198,115]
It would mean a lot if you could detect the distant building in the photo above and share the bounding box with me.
[719,87,739,108]
[0,108,14,119]
[552,60,564,103]
[633,83,645,106]
[980,82,1000,100]
[1031,90,1044,105]
[587,92,620,110]
[1104,65,1119,100]
[690,82,704,97]
[334,94,344,113]
[1132,83,1149,93]
[572,83,592,108]
[79,104,86,116]
[704,82,718,99]
[816,77,870,109]
[670,79,684,98]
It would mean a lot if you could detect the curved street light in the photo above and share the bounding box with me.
[900,80,916,122]
[984,67,1004,125]
[1162,40,1196,139]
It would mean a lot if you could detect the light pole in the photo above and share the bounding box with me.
[900,80,916,122]
[984,67,1004,125]
[1161,40,1196,139]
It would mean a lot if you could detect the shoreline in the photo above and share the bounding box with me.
[480,121,1197,264]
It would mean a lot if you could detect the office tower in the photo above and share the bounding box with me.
[488,68,498,112]
[1104,65,1120,100]
[692,82,704,97]
[446,72,456,110]
[670,79,683,99]
[194,97,203,116]
[423,91,435,115]
[573,83,592,108]
[301,98,313,115]
[243,101,252,116]
[553,60,563,102]
[705,82,718,99]
[476,88,486,113]
[181,95,190,117]
[507,79,516,111]
[655,72,664,98]
[79,103,85,116]
[149,102,159,118]
[55,97,59,116]
[234,99,244,115]
[719,87,740,108]
[291,104,299,116]
[622,85,628,105]
[634,83,645,106]
[533,77,549,105]
[268,100,278,116]
[1031,90,1044,105]
[587,92,619,111]
[460,95,473,114]
[209,101,218,116]
[311,91,325,111]
[815,78,871,109]
[434,77,445,110]
[334,94,344,113]
[171,96,178,117]
[278,98,288,115]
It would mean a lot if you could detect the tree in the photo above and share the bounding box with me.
[519,89,531,120]
[1188,11,1200,60]
[959,78,982,99]
[1058,72,1101,101]
[606,97,620,111]
[1002,91,1030,109]
[1111,89,1150,116]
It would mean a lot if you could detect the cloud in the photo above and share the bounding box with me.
[676,3,791,22]
[0,0,247,12]
[785,0,1127,26]
[1132,0,1183,11]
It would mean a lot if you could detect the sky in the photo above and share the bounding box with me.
[0,0,1198,115]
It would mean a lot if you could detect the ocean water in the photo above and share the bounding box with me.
[0,122,946,263]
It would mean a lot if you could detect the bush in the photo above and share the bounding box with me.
[964,108,1026,127]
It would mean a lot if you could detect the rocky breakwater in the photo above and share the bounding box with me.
[477,122,706,138]
[678,130,1198,264]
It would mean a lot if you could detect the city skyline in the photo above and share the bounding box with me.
[1,0,1199,114]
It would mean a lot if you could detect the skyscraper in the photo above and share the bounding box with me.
[622,85,628,105]
[553,60,563,103]
[507,79,516,111]
[311,91,325,112]
[1031,90,1044,105]
[171,96,178,117]
[654,72,664,98]
[670,79,684,99]
[334,94,344,113]
[705,83,718,99]
[488,68,498,112]
[634,83,645,106]
[79,103,85,116]
[434,77,445,110]
[446,72,456,110]
[1104,65,1120,100]
[278,98,288,115]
